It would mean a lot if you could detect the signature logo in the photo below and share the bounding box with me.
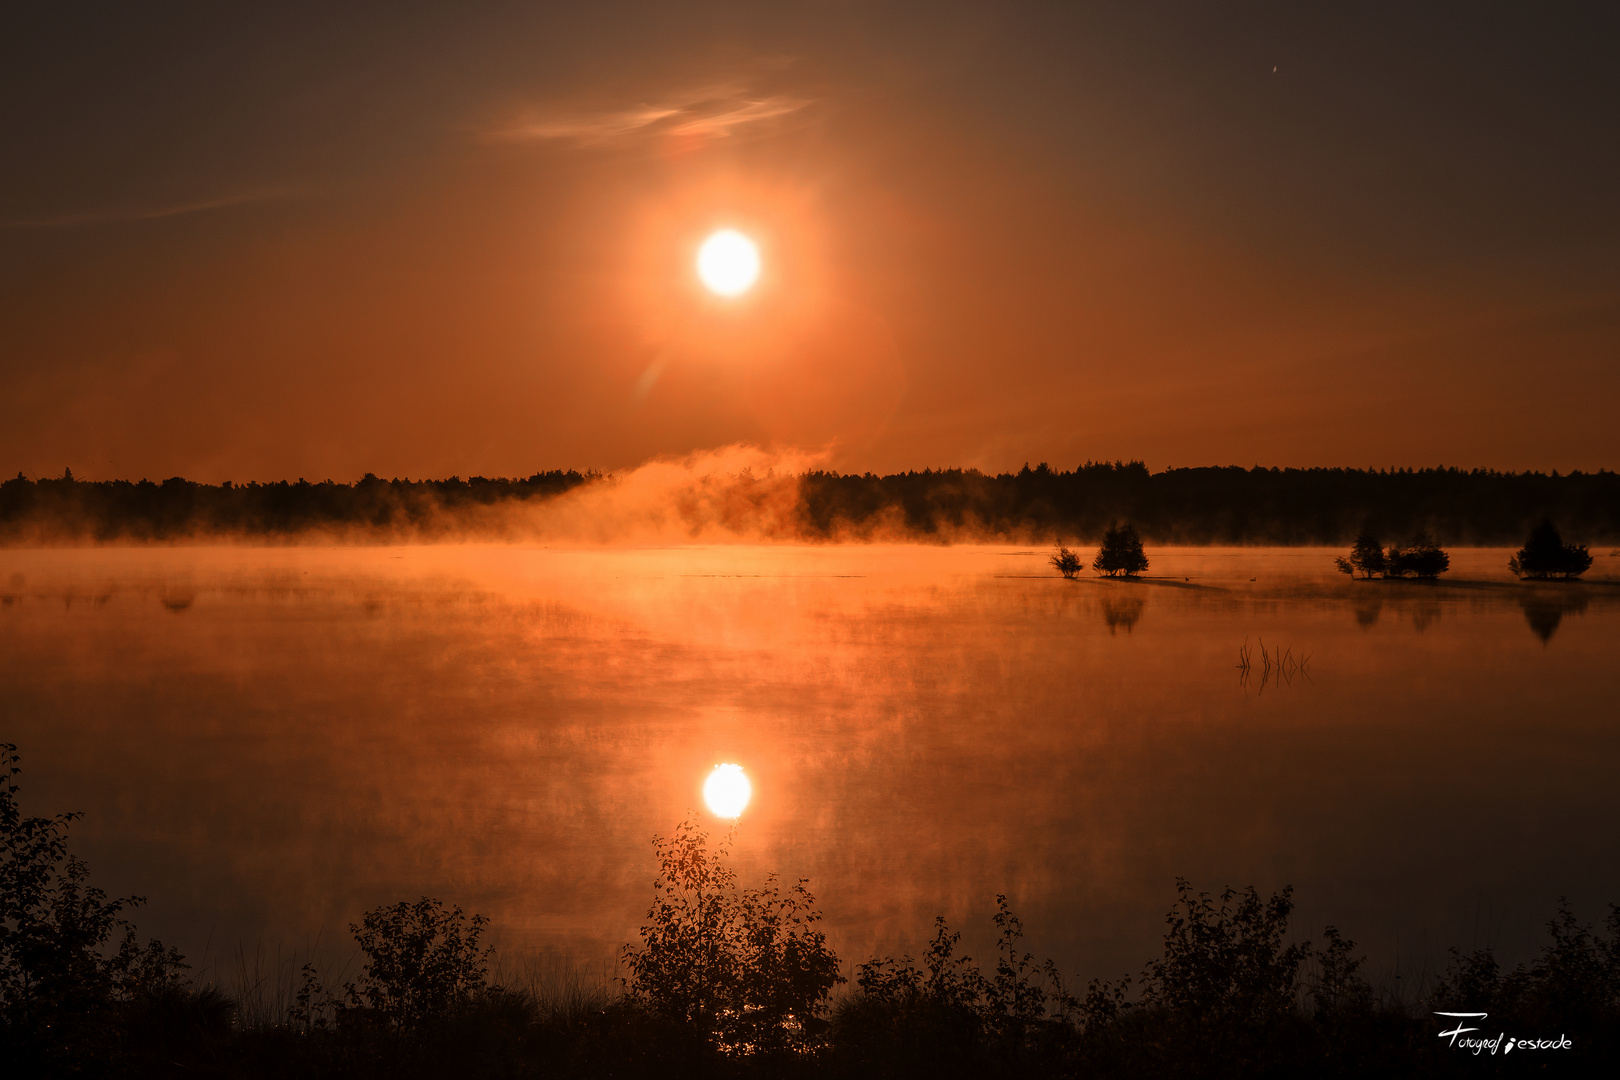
[1435,1012,1573,1056]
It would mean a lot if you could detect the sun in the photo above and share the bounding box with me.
[702,763,752,818]
[696,230,760,296]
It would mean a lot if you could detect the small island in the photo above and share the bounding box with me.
[1509,519,1594,580]
[1335,532,1450,580]
[1050,522,1150,579]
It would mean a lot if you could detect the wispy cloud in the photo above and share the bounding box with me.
[666,97,808,139]
[0,186,304,230]
[490,86,811,147]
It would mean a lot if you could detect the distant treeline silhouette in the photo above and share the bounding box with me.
[798,462,1620,545]
[4,461,1619,544]
[0,470,591,542]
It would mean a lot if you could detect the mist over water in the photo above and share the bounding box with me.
[1,544,1617,990]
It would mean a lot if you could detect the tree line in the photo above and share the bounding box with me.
[0,471,592,541]
[798,462,1620,544]
[3,462,1617,544]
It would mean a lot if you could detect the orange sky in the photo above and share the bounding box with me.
[3,2,1617,481]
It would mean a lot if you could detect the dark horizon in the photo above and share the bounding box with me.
[5,459,1618,545]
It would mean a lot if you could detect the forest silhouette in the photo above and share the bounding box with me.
[0,471,592,542]
[4,461,1618,544]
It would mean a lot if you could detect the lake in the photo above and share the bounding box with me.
[2,544,1617,996]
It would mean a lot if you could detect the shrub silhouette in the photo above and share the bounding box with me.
[1431,900,1620,1046]
[839,896,1086,1077]
[291,897,494,1034]
[1092,523,1148,577]
[1139,880,1311,1026]
[1509,519,1594,580]
[1049,544,1081,579]
[851,896,1063,1034]
[347,898,493,1029]
[1384,532,1449,579]
[1334,533,1387,579]
[621,816,843,1055]
[0,743,188,1071]
[837,882,1392,1079]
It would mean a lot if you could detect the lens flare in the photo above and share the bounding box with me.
[702,763,752,818]
[696,230,760,296]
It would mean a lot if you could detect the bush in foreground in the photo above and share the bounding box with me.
[0,743,195,1075]
[621,817,843,1057]
[291,896,495,1033]
[5,746,1619,1077]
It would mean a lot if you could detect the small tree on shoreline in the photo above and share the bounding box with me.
[1509,519,1593,580]
[1093,523,1148,578]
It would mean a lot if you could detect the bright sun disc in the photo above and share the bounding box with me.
[703,763,752,818]
[696,230,760,296]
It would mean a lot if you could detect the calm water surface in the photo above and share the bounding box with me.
[2,544,1617,986]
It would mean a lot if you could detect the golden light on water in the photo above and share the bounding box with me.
[702,763,752,818]
[696,230,760,296]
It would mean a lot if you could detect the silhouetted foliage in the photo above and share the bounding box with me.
[4,759,1618,1077]
[1127,880,1316,1073]
[289,896,499,1044]
[838,896,1079,1077]
[1431,900,1620,1055]
[1334,533,1387,578]
[621,817,843,1057]
[1049,544,1081,578]
[1509,518,1594,579]
[0,743,190,1074]
[1384,532,1450,579]
[348,898,492,1027]
[1093,522,1148,577]
[836,880,1434,1080]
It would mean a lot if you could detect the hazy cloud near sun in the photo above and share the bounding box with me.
[489,85,811,146]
